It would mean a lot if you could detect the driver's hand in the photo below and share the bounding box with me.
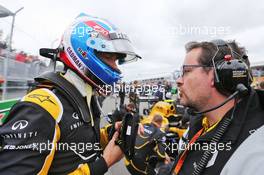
[115,121,122,132]
[103,131,124,167]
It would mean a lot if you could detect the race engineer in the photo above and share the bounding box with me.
[173,39,264,175]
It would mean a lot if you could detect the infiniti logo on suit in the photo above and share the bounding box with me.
[11,120,29,131]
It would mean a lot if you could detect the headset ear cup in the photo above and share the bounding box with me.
[214,59,250,96]
[214,62,228,95]
[211,40,251,95]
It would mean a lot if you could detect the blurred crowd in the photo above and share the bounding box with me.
[0,40,41,64]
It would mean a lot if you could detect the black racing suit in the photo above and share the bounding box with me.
[125,123,166,175]
[0,76,111,175]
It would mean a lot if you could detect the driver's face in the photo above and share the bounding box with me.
[98,52,120,71]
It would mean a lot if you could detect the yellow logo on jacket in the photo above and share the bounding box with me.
[22,88,63,122]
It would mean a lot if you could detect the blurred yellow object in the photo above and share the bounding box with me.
[168,127,186,138]
[141,101,176,128]
[141,101,187,137]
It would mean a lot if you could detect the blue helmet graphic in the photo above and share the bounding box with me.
[60,13,141,86]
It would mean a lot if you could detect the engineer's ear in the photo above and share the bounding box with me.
[210,70,215,87]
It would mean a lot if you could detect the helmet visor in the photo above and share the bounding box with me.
[110,39,141,65]
[86,33,141,65]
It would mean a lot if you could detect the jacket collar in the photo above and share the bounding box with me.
[63,69,90,97]
[63,70,95,125]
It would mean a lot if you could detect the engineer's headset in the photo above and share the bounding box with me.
[188,39,252,115]
[187,40,252,175]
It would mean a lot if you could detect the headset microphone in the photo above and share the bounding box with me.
[188,83,248,115]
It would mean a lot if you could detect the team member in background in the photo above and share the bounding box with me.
[126,114,169,175]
